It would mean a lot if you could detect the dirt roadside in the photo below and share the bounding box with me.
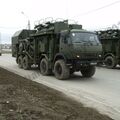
[0,67,113,120]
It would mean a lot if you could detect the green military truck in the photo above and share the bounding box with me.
[12,20,102,79]
[97,29,120,68]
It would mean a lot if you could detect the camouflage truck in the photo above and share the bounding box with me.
[12,20,102,79]
[97,29,120,68]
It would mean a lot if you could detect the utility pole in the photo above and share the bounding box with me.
[21,11,31,30]
[28,20,31,30]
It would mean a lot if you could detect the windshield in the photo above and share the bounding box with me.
[70,32,99,44]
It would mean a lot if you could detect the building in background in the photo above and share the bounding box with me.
[1,44,11,49]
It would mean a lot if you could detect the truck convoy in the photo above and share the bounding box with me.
[12,20,102,79]
[97,29,120,68]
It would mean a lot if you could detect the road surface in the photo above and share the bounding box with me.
[0,54,120,120]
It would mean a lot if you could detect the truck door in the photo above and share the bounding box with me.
[59,33,72,58]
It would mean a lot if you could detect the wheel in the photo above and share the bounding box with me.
[40,58,50,75]
[104,56,116,68]
[23,55,31,70]
[54,60,70,80]
[81,66,96,77]
[18,56,23,68]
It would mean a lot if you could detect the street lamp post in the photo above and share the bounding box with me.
[21,11,31,30]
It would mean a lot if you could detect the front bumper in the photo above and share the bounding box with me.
[67,59,97,71]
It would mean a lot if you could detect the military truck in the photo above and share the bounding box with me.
[97,29,120,68]
[12,20,102,79]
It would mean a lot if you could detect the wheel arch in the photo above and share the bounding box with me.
[54,53,67,63]
[104,53,115,60]
[40,54,49,61]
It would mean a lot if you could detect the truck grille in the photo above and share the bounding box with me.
[80,53,97,60]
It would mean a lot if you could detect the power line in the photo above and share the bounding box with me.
[72,0,120,18]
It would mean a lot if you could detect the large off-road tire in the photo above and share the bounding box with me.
[104,56,116,69]
[40,58,50,75]
[81,66,96,77]
[18,56,23,68]
[23,55,31,70]
[54,60,70,80]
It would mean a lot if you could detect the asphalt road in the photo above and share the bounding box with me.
[0,54,120,120]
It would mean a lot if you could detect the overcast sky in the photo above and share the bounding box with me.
[0,0,120,43]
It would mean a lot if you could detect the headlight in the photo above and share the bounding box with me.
[98,54,102,57]
[77,55,80,58]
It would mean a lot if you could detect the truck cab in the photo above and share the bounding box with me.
[53,28,102,79]
[60,30,101,61]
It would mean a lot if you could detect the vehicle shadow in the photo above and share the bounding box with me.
[69,72,96,82]
[97,65,120,70]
